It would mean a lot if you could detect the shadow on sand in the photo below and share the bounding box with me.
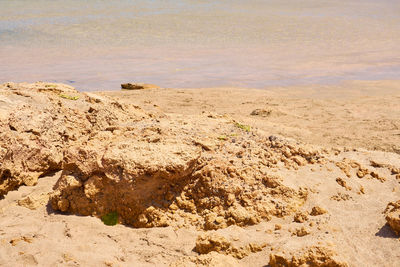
[375,223,397,239]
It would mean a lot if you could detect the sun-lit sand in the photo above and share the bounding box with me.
[0,81,399,266]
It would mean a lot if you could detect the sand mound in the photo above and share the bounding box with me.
[49,109,320,229]
[0,82,147,196]
[0,82,326,230]
[1,82,400,266]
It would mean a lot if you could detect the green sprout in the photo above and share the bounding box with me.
[234,122,251,132]
[101,211,119,226]
[59,94,79,100]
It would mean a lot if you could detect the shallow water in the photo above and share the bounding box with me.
[1,0,400,90]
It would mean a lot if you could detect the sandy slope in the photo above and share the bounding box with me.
[0,81,399,267]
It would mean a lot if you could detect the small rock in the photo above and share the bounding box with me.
[294,226,310,237]
[310,206,327,216]
[269,244,348,267]
[294,211,309,223]
[336,177,351,191]
[17,193,49,210]
[250,109,272,117]
[356,168,369,178]
[121,83,160,90]
[195,234,231,254]
[226,193,236,206]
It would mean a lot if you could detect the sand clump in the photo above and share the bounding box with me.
[269,244,348,267]
[250,108,272,117]
[310,206,328,216]
[170,252,239,267]
[194,233,266,259]
[17,192,50,210]
[384,200,400,236]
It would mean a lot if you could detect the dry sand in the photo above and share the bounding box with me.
[0,81,399,266]
[102,80,400,154]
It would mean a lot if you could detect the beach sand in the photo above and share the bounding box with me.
[102,80,400,153]
[0,81,399,266]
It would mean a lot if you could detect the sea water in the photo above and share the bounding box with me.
[1,0,400,90]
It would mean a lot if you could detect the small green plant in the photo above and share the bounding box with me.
[218,135,228,141]
[101,211,119,226]
[45,84,57,88]
[59,94,79,100]
[234,122,251,132]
